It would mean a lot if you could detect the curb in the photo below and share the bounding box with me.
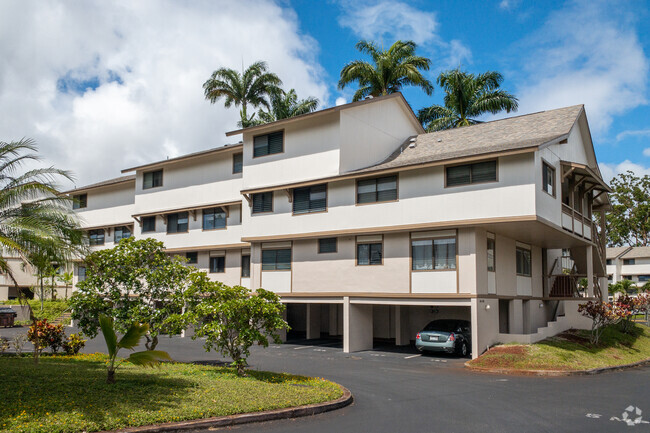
[464,357,650,376]
[103,385,353,433]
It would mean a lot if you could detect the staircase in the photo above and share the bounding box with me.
[52,311,72,326]
[498,315,572,345]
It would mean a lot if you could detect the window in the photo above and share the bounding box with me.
[293,184,327,214]
[143,169,163,189]
[574,184,584,214]
[232,152,243,174]
[209,256,225,273]
[241,254,250,277]
[203,208,226,230]
[487,236,496,272]
[114,226,131,243]
[252,192,273,214]
[356,175,397,204]
[78,266,86,282]
[89,229,104,246]
[623,258,636,265]
[318,238,337,254]
[73,193,87,209]
[446,160,497,187]
[606,259,612,265]
[638,275,650,282]
[516,247,531,277]
[167,212,188,233]
[261,249,291,270]
[542,162,555,196]
[142,216,156,233]
[623,275,632,280]
[186,252,198,264]
[253,131,283,157]
[357,242,383,266]
[411,238,457,270]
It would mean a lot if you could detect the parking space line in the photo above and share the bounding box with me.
[404,354,421,359]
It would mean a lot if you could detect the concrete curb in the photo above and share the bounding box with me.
[102,384,353,433]
[464,357,650,376]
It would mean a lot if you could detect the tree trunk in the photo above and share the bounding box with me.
[40,275,44,312]
[107,369,115,384]
[145,334,158,351]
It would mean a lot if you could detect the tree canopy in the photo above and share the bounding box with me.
[418,68,518,132]
[255,88,319,124]
[338,40,434,101]
[606,171,650,246]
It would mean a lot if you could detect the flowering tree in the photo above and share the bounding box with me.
[578,301,621,345]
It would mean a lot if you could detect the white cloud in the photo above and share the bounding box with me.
[514,0,649,135]
[337,1,439,46]
[616,129,650,142]
[643,148,650,157]
[336,1,471,68]
[0,0,329,188]
[335,97,347,106]
[599,160,650,183]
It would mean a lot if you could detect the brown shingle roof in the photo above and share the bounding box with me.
[621,247,650,259]
[64,175,135,194]
[351,105,584,174]
[606,246,632,259]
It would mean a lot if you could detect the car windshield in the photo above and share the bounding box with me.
[422,320,459,332]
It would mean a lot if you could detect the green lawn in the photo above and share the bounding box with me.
[1,300,69,325]
[0,353,343,433]
[468,323,650,371]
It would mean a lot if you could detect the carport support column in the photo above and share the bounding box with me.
[306,304,321,340]
[278,307,287,343]
[395,305,410,346]
[586,245,594,297]
[510,299,524,334]
[343,297,373,353]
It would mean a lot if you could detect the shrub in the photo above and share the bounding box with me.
[27,319,65,361]
[0,338,9,354]
[62,333,86,355]
[12,334,27,355]
[578,301,620,345]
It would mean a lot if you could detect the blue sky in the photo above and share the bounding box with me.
[0,0,648,185]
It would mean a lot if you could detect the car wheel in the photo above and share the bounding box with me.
[459,341,468,357]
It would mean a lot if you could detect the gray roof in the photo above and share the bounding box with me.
[621,247,650,259]
[64,175,135,194]
[606,246,632,259]
[121,143,242,173]
[351,105,584,174]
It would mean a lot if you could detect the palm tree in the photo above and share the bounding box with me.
[0,138,85,311]
[418,68,519,132]
[203,61,282,128]
[338,40,434,101]
[255,89,319,124]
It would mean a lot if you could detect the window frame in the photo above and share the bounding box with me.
[516,246,532,277]
[410,236,458,272]
[252,192,273,214]
[77,265,86,282]
[185,252,198,264]
[487,234,496,272]
[166,212,189,234]
[318,238,337,254]
[113,226,132,243]
[252,130,284,158]
[623,258,636,265]
[209,256,225,273]
[355,175,398,205]
[241,254,251,278]
[88,229,105,246]
[232,152,243,174]
[142,169,163,190]
[141,216,156,233]
[261,248,292,271]
[356,237,384,266]
[72,193,87,209]
[444,159,498,188]
[541,160,556,197]
[202,207,227,231]
[292,184,328,215]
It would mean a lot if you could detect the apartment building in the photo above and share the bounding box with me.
[0,93,610,358]
[607,246,650,286]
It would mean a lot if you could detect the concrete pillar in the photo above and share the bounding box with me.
[599,276,608,302]
[510,299,524,334]
[328,304,339,336]
[343,297,373,352]
[306,303,321,340]
[395,305,411,346]
[586,245,594,297]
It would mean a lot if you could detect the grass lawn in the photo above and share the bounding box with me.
[0,353,343,433]
[1,300,69,325]
[468,323,650,371]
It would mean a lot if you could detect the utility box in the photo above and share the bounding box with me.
[0,307,17,327]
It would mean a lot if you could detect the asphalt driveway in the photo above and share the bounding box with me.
[3,326,650,432]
